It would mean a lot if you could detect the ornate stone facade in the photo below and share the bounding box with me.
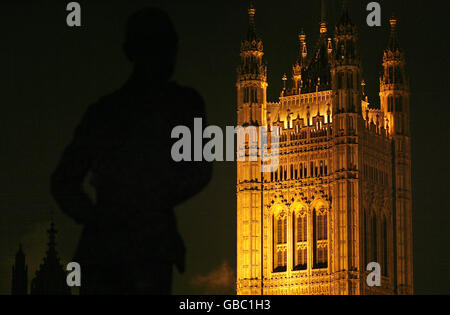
[236,1,413,295]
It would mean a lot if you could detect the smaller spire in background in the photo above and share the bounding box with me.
[299,29,307,60]
[247,0,259,41]
[320,0,327,34]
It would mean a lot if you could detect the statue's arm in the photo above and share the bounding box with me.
[51,104,97,224]
[165,88,213,206]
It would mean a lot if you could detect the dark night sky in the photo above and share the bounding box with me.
[0,0,448,295]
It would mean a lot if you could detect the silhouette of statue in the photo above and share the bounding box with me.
[51,7,212,295]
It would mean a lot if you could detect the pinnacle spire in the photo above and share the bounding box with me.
[339,0,352,26]
[15,244,25,261]
[46,221,58,262]
[320,0,327,34]
[387,15,401,52]
[247,0,259,41]
[30,220,70,295]
[299,29,307,60]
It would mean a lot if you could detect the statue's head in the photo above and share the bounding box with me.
[124,7,178,82]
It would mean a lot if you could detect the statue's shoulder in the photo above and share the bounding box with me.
[166,82,205,114]
[86,89,128,120]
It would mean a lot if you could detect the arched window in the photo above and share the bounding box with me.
[244,87,249,103]
[251,88,258,103]
[388,95,394,112]
[294,211,307,270]
[274,214,287,272]
[313,208,328,269]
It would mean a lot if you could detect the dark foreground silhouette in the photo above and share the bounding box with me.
[51,8,212,294]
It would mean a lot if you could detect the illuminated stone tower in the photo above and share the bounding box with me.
[379,17,413,294]
[236,0,268,127]
[236,0,268,295]
[236,1,413,295]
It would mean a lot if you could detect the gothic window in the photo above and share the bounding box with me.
[277,219,283,243]
[388,95,394,112]
[337,71,344,89]
[244,87,258,103]
[297,215,307,242]
[274,214,287,272]
[294,211,307,271]
[251,88,258,103]
[313,208,328,269]
[347,116,354,131]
